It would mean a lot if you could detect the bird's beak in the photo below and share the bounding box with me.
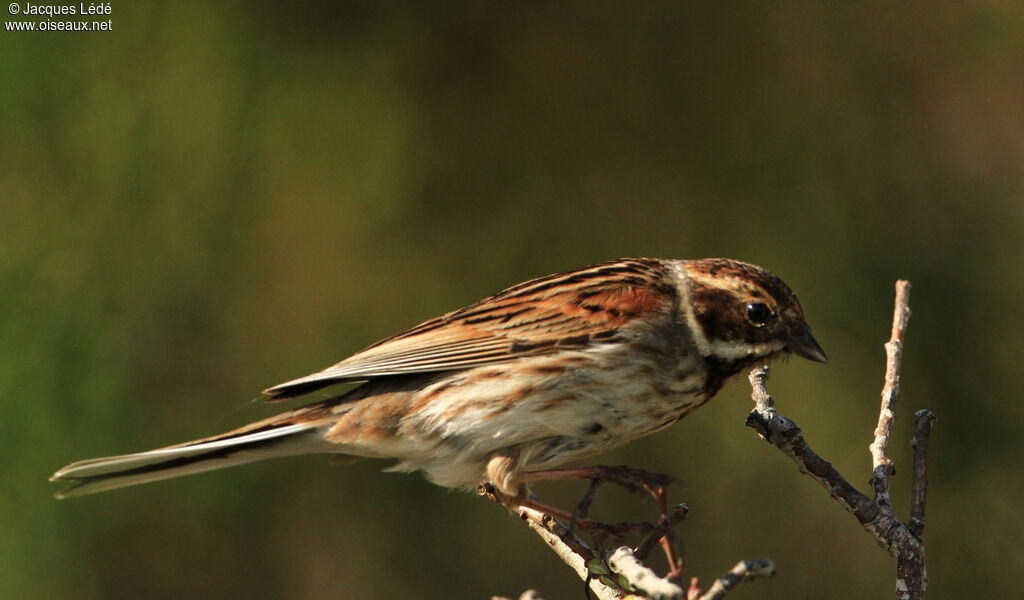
[787,325,828,363]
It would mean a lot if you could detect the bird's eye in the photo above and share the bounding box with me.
[745,302,772,325]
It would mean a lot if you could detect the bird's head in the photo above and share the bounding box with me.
[683,258,827,367]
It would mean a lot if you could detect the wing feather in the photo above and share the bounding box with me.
[264,258,674,399]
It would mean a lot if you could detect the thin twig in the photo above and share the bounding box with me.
[634,503,688,560]
[747,366,929,597]
[869,280,912,509]
[478,485,621,600]
[746,368,880,524]
[483,487,764,600]
[692,559,777,600]
[746,279,935,600]
[517,504,623,600]
[607,546,684,599]
[909,410,937,540]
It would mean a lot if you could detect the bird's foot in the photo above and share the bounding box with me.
[479,465,687,579]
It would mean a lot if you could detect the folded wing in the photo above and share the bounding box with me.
[264,259,673,399]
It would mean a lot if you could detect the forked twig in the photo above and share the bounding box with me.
[746,280,935,600]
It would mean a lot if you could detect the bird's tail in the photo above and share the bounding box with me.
[50,420,333,499]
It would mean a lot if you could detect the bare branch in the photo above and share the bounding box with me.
[909,410,937,540]
[870,280,912,509]
[747,365,930,597]
[692,559,777,600]
[746,280,936,600]
[518,504,624,600]
[608,546,684,599]
[746,368,880,525]
[483,486,766,600]
[478,485,623,600]
[634,503,688,560]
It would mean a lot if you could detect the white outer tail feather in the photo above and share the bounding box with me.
[50,424,329,499]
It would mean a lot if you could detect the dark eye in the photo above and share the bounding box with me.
[745,302,772,325]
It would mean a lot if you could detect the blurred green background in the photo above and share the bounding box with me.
[2,2,1022,598]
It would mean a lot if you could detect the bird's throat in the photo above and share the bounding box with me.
[700,354,770,397]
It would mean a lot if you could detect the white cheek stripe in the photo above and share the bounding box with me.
[671,262,711,356]
[707,339,785,360]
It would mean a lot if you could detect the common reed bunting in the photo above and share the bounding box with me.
[51,258,826,500]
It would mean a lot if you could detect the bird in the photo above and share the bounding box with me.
[50,257,826,500]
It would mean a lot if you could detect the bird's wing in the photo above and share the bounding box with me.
[264,259,674,399]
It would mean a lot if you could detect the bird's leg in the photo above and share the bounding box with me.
[477,482,650,554]
[519,465,675,509]
[515,494,668,557]
[518,465,686,577]
[571,475,605,531]
[515,495,650,537]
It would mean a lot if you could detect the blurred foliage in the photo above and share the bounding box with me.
[2,1,1022,598]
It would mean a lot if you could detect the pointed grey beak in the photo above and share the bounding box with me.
[788,325,828,363]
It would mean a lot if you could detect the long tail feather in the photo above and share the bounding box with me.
[50,423,328,499]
